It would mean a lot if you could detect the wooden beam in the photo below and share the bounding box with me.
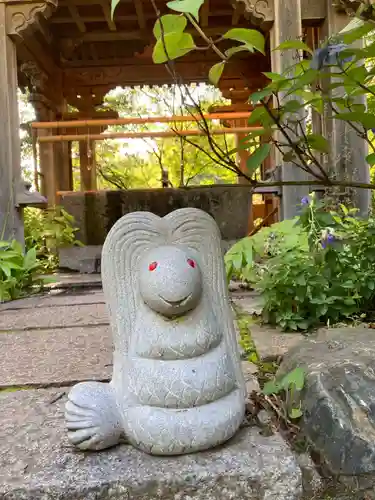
[59,25,245,43]
[231,4,241,25]
[89,43,98,60]
[134,0,146,30]
[38,126,261,143]
[201,0,209,27]
[67,2,87,33]
[99,0,117,31]
[51,9,234,24]
[32,111,254,129]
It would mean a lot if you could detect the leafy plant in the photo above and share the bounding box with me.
[263,367,305,420]
[225,218,307,282]
[229,193,375,331]
[24,206,82,272]
[0,240,52,302]
[130,0,375,204]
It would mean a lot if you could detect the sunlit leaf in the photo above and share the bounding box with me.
[152,32,195,63]
[153,14,187,39]
[273,40,313,54]
[366,153,375,166]
[208,61,225,85]
[24,247,37,270]
[111,0,120,19]
[167,0,204,21]
[223,28,265,54]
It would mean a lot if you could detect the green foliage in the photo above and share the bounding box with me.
[224,218,307,282]
[0,240,51,302]
[94,86,237,189]
[227,193,375,331]
[263,367,305,420]
[24,206,81,272]
[148,6,375,191]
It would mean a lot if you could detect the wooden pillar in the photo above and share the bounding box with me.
[271,0,309,219]
[320,4,370,214]
[79,140,97,191]
[0,4,23,242]
[30,95,73,204]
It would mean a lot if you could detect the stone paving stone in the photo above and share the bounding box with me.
[231,292,264,316]
[0,326,112,387]
[0,388,303,499]
[0,303,109,331]
[250,323,304,360]
[45,272,102,289]
[0,290,105,311]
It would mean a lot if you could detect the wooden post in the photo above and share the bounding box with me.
[271,0,310,219]
[0,4,23,242]
[79,140,97,191]
[320,4,370,214]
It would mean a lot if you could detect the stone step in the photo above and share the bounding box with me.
[0,388,303,499]
[0,303,109,331]
[0,325,112,387]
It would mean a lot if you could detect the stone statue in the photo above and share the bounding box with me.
[65,208,246,455]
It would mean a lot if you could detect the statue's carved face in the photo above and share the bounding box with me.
[138,245,202,317]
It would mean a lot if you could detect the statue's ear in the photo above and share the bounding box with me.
[101,212,166,357]
[167,208,246,396]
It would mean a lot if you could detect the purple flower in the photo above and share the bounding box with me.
[321,232,335,249]
[301,196,310,205]
[310,43,352,70]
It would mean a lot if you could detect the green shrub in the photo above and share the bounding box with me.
[0,240,51,302]
[24,206,81,272]
[226,193,375,331]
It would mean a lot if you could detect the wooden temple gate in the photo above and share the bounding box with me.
[0,0,369,242]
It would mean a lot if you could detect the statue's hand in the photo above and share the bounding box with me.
[65,381,123,451]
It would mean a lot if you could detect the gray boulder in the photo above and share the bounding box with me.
[278,326,375,476]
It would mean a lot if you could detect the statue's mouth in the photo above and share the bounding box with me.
[160,293,191,307]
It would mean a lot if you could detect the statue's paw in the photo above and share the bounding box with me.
[65,381,123,451]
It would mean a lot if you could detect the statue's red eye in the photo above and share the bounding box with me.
[187,259,195,268]
[149,262,158,271]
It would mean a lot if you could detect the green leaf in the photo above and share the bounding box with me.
[340,20,374,45]
[273,40,313,55]
[280,367,305,392]
[305,134,330,153]
[263,72,284,81]
[111,0,120,19]
[250,88,272,105]
[248,105,267,125]
[153,14,187,39]
[223,28,265,54]
[246,144,271,174]
[208,61,225,86]
[225,45,250,58]
[335,112,375,130]
[289,408,303,419]
[283,99,303,113]
[167,0,204,21]
[152,32,195,63]
[367,153,375,166]
[262,380,280,395]
[24,247,37,270]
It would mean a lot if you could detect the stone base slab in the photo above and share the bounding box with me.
[0,388,303,499]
